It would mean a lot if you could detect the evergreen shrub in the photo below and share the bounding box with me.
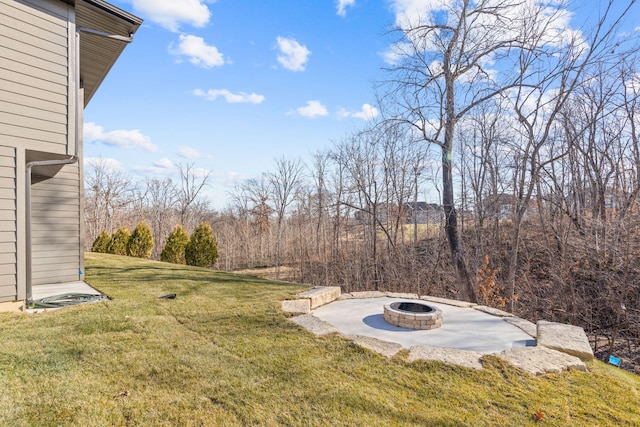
[91,230,111,253]
[127,222,154,259]
[185,223,218,268]
[161,225,189,264]
[108,227,131,256]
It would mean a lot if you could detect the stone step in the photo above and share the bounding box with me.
[297,286,341,309]
[281,299,311,314]
[536,320,594,360]
[498,346,587,375]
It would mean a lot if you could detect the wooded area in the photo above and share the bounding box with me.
[84,0,640,369]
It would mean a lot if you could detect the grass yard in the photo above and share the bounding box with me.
[0,253,639,426]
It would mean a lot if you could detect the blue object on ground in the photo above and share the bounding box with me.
[608,355,621,367]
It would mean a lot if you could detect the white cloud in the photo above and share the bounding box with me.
[625,72,640,95]
[389,0,583,51]
[177,145,213,159]
[276,36,311,71]
[190,167,213,180]
[193,88,265,104]
[84,157,124,172]
[384,0,588,85]
[177,146,202,159]
[134,158,175,175]
[170,34,224,68]
[288,100,329,118]
[381,41,410,65]
[337,103,379,120]
[336,0,356,16]
[155,158,175,169]
[215,170,249,186]
[84,122,159,152]
[130,0,210,32]
[390,0,444,27]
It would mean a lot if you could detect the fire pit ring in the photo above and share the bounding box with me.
[383,301,443,330]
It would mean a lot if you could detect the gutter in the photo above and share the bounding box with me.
[76,26,134,43]
[24,26,133,304]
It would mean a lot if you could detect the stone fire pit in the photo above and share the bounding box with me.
[384,301,443,330]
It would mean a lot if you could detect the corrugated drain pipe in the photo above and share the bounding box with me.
[25,27,133,304]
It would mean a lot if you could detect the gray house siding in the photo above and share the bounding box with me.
[31,164,82,285]
[0,146,17,302]
[1,0,76,301]
[1,0,70,155]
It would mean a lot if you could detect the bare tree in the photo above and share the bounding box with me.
[84,158,135,242]
[143,177,179,258]
[225,185,256,269]
[309,151,332,271]
[237,175,273,266]
[381,0,635,304]
[459,101,512,270]
[504,0,636,310]
[327,144,352,279]
[268,157,304,279]
[381,0,542,302]
[333,130,387,288]
[176,162,212,229]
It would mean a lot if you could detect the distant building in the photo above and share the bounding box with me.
[404,202,443,225]
[0,0,141,311]
[353,202,443,225]
[483,193,516,220]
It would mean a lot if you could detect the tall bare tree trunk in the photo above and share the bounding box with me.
[441,2,476,302]
[443,134,476,302]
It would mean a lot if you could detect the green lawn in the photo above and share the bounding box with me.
[0,253,639,426]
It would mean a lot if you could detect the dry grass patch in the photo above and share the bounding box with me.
[0,253,638,426]
[231,265,299,282]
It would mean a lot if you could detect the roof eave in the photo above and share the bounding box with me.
[72,0,142,105]
[81,0,143,26]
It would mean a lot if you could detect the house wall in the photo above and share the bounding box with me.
[0,146,17,302]
[31,164,82,285]
[1,0,71,155]
[0,0,81,301]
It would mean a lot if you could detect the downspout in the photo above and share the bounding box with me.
[25,26,134,304]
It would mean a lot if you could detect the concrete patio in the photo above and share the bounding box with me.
[283,287,593,375]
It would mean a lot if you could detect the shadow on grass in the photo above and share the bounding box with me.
[84,255,308,304]
[87,264,300,287]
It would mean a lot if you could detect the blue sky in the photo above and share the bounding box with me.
[83,0,639,210]
[84,0,399,208]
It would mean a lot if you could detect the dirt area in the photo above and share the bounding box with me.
[232,266,300,282]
